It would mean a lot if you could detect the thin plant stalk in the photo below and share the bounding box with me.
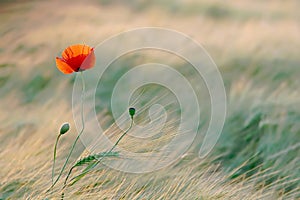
[52,133,62,185]
[63,117,134,188]
[48,71,86,191]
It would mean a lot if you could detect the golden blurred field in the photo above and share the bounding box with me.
[0,0,299,199]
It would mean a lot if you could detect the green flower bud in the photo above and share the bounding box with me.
[60,123,70,135]
[129,107,136,118]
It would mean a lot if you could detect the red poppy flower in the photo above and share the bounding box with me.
[56,44,95,74]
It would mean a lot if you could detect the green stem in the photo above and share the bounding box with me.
[52,133,61,185]
[107,118,133,154]
[48,72,86,191]
[64,118,134,188]
[63,165,76,186]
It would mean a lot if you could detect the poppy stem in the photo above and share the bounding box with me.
[63,111,135,189]
[52,133,61,185]
[48,72,86,192]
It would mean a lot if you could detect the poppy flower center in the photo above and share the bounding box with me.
[65,55,88,72]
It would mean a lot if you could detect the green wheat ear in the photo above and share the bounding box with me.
[74,151,119,167]
[63,107,136,189]
[62,151,120,188]
[61,151,120,189]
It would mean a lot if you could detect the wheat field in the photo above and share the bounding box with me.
[0,0,299,199]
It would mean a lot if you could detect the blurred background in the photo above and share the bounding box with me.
[0,0,299,199]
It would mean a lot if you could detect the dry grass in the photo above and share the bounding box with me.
[0,0,299,199]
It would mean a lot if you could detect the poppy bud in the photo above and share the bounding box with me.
[129,107,136,119]
[60,123,70,135]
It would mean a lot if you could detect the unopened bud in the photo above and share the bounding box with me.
[60,123,70,135]
[129,107,136,119]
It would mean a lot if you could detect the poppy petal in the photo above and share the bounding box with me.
[79,49,95,70]
[62,44,92,60]
[56,57,74,74]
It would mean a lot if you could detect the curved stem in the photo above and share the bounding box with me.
[48,72,86,191]
[64,118,134,188]
[52,134,61,185]
[108,118,133,153]
[64,165,76,186]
